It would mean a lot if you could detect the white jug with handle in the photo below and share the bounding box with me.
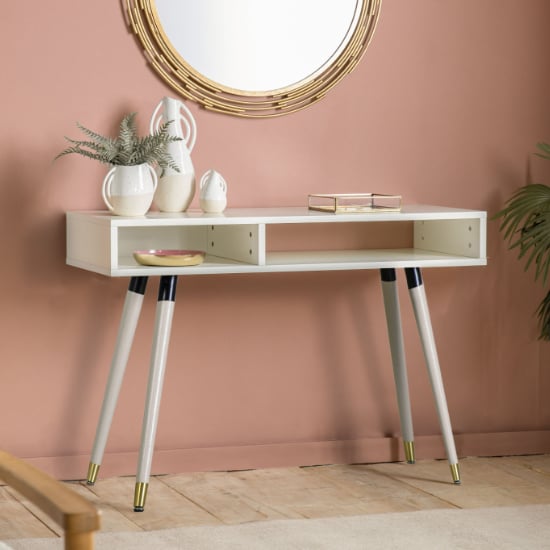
[102,163,158,217]
[149,97,197,212]
[199,169,227,213]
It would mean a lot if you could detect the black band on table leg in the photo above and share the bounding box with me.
[129,277,148,295]
[405,267,423,289]
[380,268,397,282]
[158,275,178,302]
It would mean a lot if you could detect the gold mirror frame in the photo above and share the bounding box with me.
[124,0,382,118]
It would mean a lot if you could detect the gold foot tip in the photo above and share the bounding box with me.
[450,463,461,484]
[403,441,415,464]
[86,463,100,485]
[133,482,149,511]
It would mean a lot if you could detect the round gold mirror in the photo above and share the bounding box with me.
[125,0,382,118]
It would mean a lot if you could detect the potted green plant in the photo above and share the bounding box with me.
[495,142,550,338]
[56,112,181,216]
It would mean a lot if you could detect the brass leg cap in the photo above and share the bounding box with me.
[134,482,149,512]
[404,441,415,464]
[86,463,100,485]
[450,463,461,484]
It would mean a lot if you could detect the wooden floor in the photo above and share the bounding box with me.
[2,454,550,541]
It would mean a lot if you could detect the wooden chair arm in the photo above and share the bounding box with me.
[0,450,100,550]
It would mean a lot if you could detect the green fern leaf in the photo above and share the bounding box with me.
[55,112,183,169]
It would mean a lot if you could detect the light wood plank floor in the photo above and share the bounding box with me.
[2,455,550,541]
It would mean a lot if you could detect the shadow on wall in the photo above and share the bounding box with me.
[312,270,399,463]
[166,270,399,451]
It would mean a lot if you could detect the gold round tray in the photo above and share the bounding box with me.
[133,250,205,267]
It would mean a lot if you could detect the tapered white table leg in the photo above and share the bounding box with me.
[87,277,148,485]
[380,269,415,464]
[405,267,460,483]
[134,275,178,512]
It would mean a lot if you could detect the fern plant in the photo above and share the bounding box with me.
[56,112,181,172]
[495,142,550,339]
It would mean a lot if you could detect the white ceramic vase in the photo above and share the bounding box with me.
[102,163,158,217]
[150,97,197,212]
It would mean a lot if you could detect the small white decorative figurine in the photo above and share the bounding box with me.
[199,169,227,213]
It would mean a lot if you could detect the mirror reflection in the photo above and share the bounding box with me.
[155,0,361,93]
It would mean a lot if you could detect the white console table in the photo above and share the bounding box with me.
[66,205,487,511]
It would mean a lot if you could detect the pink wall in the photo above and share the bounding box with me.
[2,1,550,479]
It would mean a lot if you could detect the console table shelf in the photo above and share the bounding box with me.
[67,206,486,277]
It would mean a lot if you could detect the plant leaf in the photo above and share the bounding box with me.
[495,184,550,286]
[537,289,550,340]
[55,112,183,168]
[495,145,550,340]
